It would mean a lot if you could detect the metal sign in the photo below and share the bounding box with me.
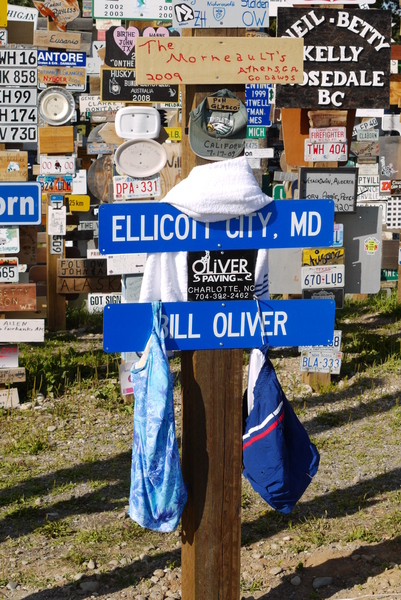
[0,88,37,105]
[245,84,272,127]
[309,127,346,143]
[302,288,345,309]
[304,140,347,162]
[0,183,41,225]
[100,68,179,103]
[0,258,19,282]
[299,168,357,213]
[301,265,345,289]
[0,107,37,126]
[173,0,268,28]
[0,30,7,46]
[37,175,73,193]
[98,199,335,255]
[93,0,173,20]
[300,350,342,375]
[50,235,63,255]
[37,50,86,67]
[87,292,122,313]
[0,126,37,143]
[0,48,37,66]
[113,175,161,199]
[0,68,37,86]
[352,117,378,137]
[103,299,336,352]
[40,156,75,175]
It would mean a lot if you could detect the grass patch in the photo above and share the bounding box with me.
[4,432,51,456]
[38,518,75,539]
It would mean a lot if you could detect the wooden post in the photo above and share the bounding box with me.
[46,202,66,331]
[180,27,245,600]
[397,240,401,303]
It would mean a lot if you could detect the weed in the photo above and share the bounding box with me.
[38,518,74,539]
[4,433,50,456]
[345,526,381,544]
[250,578,262,592]
[296,561,304,570]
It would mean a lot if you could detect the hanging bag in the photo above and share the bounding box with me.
[128,301,187,532]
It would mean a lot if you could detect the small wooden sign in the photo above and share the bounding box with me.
[33,0,80,32]
[0,284,37,311]
[350,141,380,157]
[38,66,86,89]
[0,319,45,342]
[17,226,38,265]
[206,96,240,112]
[57,258,107,277]
[57,276,121,294]
[39,126,74,154]
[34,29,81,50]
[0,367,26,384]
[135,37,304,85]
[0,152,28,181]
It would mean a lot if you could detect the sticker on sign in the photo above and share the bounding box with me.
[300,350,342,375]
[301,265,345,289]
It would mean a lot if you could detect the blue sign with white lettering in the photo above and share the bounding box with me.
[245,83,272,127]
[103,299,335,352]
[98,200,334,254]
[0,182,41,225]
[37,50,86,67]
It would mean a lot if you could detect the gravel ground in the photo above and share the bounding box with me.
[1,304,401,600]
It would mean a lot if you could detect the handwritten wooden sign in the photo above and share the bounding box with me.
[0,284,37,311]
[0,152,28,182]
[57,276,121,293]
[57,258,107,277]
[0,367,26,384]
[135,37,304,85]
[350,141,380,157]
[276,8,391,109]
[34,29,81,50]
[0,319,45,342]
[38,66,86,89]
[33,0,80,32]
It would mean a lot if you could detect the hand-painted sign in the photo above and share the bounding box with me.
[93,0,173,21]
[38,66,86,89]
[33,30,81,51]
[105,26,139,69]
[98,199,335,254]
[58,258,107,277]
[276,8,391,109]
[135,37,304,85]
[0,367,26,384]
[172,0,268,29]
[0,319,45,343]
[0,284,37,311]
[103,299,336,352]
[0,152,28,182]
[79,95,125,119]
[100,67,179,103]
[302,247,345,266]
[57,276,121,294]
[299,168,357,213]
[0,183,41,225]
[37,51,86,67]
[33,0,80,32]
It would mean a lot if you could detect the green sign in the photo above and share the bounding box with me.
[381,269,398,281]
[246,126,266,139]
[273,184,285,200]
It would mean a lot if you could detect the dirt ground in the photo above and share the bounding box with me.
[1,302,401,600]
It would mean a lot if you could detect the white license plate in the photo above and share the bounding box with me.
[0,126,37,143]
[301,265,345,289]
[304,140,348,162]
[40,155,76,175]
[1,106,37,125]
[0,88,37,105]
[0,49,37,65]
[0,68,37,86]
[113,175,161,199]
[299,330,342,352]
[50,235,63,256]
[0,260,19,282]
[0,30,7,46]
[300,350,342,375]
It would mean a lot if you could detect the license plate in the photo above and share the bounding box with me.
[0,68,37,86]
[300,350,342,375]
[299,329,342,352]
[50,235,63,256]
[0,30,7,46]
[37,175,73,192]
[0,49,37,66]
[113,175,161,200]
[304,140,348,162]
[40,155,76,175]
[0,107,37,125]
[0,126,37,143]
[0,259,19,282]
[0,88,37,105]
[301,265,345,289]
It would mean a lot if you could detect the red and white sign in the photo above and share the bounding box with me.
[309,127,346,143]
[304,140,348,162]
[40,155,75,175]
[113,175,161,200]
[380,180,391,194]
[0,345,19,368]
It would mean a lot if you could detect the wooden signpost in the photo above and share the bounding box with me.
[33,30,82,50]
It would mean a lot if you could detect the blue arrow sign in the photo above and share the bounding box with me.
[98,200,335,254]
[103,299,336,352]
[0,182,41,225]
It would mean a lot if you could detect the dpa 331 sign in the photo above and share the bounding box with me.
[98,199,335,254]
[0,183,41,225]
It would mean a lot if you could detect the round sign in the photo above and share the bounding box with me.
[38,87,75,126]
[115,139,167,178]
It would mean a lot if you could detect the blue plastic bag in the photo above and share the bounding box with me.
[128,302,187,532]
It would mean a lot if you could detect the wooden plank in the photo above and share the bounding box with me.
[39,126,74,154]
[180,27,244,600]
[38,66,86,87]
[57,276,121,294]
[160,143,182,200]
[0,284,37,311]
[391,45,401,60]
[46,203,66,331]
[38,16,94,31]
[0,368,26,384]
[135,37,304,85]
[5,296,47,319]
[0,152,28,182]
[34,29,81,50]
[57,258,107,277]
[17,227,39,265]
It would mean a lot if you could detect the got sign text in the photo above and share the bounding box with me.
[135,37,304,85]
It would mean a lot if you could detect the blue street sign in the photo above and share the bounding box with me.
[0,182,41,225]
[99,200,335,255]
[245,83,272,127]
[103,299,336,352]
[37,50,86,67]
